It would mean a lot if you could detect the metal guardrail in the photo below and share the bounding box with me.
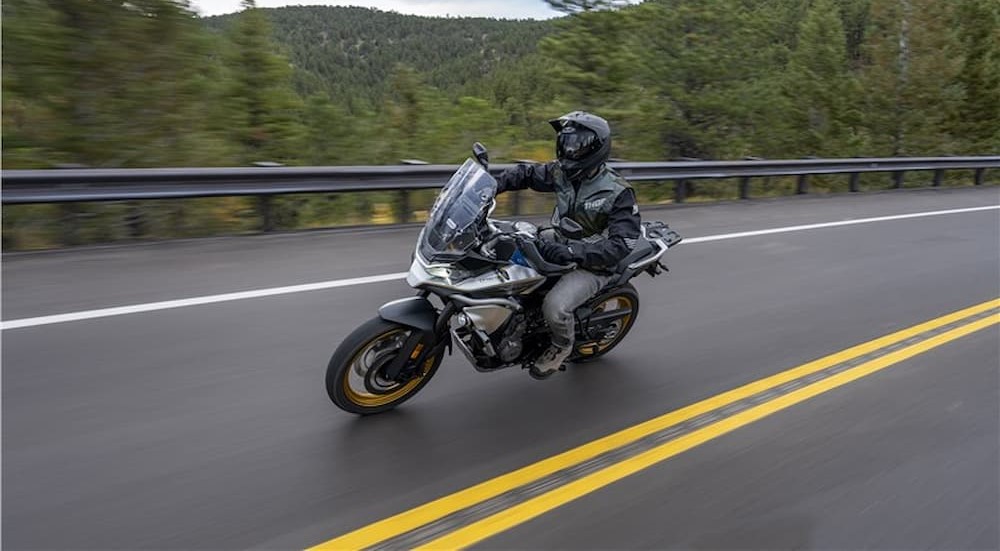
[3,157,998,204]
[2,157,997,240]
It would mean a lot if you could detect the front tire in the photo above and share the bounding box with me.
[326,317,442,415]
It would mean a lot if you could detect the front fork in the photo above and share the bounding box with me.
[376,295,452,381]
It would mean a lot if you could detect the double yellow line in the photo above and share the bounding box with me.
[310,298,1000,550]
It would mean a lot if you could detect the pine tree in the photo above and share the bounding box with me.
[1,0,71,167]
[836,0,872,68]
[954,0,1000,153]
[224,0,305,165]
[3,0,230,167]
[861,0,964,155]
[383,64,429,163]
[538,0,635,112]
[784,0,860,157]
[623,0,791,160]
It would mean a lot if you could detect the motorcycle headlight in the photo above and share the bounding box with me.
[425,264,470,283]
[426,265,454,279]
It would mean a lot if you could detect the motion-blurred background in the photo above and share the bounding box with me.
[3,0,997,249]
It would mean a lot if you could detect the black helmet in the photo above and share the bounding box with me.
[549,111,611,181]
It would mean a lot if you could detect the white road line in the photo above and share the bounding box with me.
[681,205,1000,244]
[0,273,408,330]
[3,205,997,331]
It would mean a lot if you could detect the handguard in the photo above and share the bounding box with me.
[517,238,577,275]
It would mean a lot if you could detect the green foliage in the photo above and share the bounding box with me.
[221,0,306,164]
[860,0,966,155]
[5,0,993,169]
[783,0,861,156]
[954,0,1000,152]
[2,0,234,168]
[204,6,552,108]
[612,0,795,160]
[2,1,996,249]
[539,9,636,111]
[835,0,872,67]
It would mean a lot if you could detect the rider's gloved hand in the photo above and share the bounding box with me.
[538,240,577,265]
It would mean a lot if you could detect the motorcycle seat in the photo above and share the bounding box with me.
[612,222,681,274]
[614,238,656,273]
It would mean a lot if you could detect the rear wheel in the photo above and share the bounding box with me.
[326,317,442,415]
[572,284,640,363]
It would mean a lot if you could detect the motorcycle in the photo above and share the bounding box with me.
[325,143,683,414]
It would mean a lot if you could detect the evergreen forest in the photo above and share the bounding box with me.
[3,0,998,248]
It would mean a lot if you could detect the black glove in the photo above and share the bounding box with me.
[538,240,577,265]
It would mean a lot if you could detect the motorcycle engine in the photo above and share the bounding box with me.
[452,303,527,368]
[497,312,526,362]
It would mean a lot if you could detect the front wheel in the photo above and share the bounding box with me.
[326,317,442,415]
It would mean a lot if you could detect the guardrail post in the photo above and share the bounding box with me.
[974,168,985,186]
[510,191,522,215]
[358,195,373,223]
[892,171,905,189]
[849,173,860,192]
[2,225,16,250]
[796,174,809,194]
[170,204,185,236]
[674,179,686,203]
[933,170,944,187]
[125,201,144,238]
[59,204,81,246]
[258,195,273,232]
[739,156,762,199]
[396,190,411,223]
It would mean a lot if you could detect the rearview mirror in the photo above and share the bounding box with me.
[558,217,584,239]
[472,142,489,169]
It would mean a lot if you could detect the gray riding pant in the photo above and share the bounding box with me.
[542,269,612,349]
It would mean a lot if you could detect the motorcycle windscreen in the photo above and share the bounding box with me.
[419,159,498,262]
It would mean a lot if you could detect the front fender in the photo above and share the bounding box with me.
[378,296,437,333]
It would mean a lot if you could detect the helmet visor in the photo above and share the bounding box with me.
[556,126,600,161]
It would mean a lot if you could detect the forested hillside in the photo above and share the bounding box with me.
[205,6,553,106]
[3,0,997,249]
[5,0,996,169]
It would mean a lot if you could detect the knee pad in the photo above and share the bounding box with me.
[542,301,573,326]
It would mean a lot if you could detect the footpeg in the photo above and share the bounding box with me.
[578,344,599,356]
[528,366,557,380]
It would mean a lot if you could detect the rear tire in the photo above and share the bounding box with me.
[571,284,640,363]
[326,317,442,415]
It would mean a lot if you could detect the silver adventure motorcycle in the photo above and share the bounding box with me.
[325,144,682,414]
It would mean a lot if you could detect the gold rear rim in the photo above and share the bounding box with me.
[593,294,635,352]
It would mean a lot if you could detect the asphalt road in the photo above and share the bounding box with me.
[3,187,999,550]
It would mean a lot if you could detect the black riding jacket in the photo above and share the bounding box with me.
[497,161,642,273]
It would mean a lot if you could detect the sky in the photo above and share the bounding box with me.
[188,0,562,19]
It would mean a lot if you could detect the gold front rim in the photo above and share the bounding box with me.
[342,328,433,407]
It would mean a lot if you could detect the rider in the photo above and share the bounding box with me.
[496,111,642,379]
